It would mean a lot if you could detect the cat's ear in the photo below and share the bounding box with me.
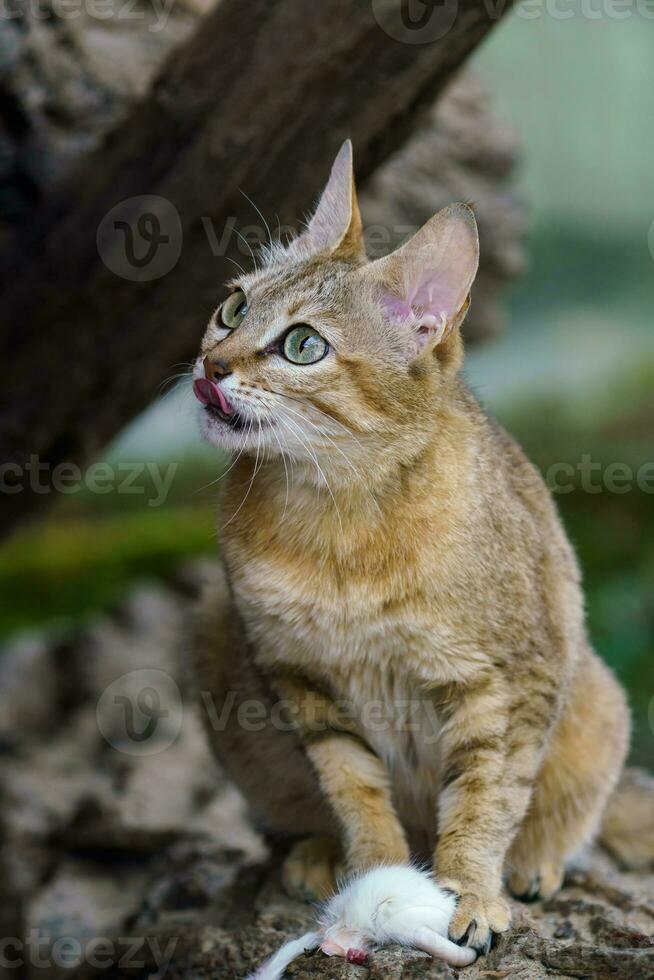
[299,140,365,261]
[368,204,479,359]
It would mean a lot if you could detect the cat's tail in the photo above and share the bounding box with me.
[245,932,320,980]
[599,767,654,870]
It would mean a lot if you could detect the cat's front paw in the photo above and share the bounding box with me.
[441,883,511,956]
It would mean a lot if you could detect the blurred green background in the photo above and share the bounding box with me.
[1,16,652,765]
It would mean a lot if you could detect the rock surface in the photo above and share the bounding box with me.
[0,563,651,980]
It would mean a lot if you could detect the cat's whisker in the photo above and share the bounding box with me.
[157,370,193,397]
[192,417,252,495]
[224,255,248,276]
[222,418,263,529]
[234,229,260,272]
[271,389,370,453]
[276,407,348,506]
[277,413,344,536]
[268,417,292,519]
[164,361,195,377]
[249,386,373,509]
[164,360,195,374]
[156,374,191,402]
[272,405,381,514]
[276,403,381,516]
[307,410,372,453]
[159,372,192,388]
[278,402,363,466]
[308,406,369,445]
[239,188,274,254]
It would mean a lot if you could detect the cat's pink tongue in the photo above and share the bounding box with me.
[193,378,234,415]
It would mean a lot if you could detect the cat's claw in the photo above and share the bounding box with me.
[447,892,511,956]
[454,919,477,948]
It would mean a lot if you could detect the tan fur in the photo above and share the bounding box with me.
[191,143,646,952]
[282,836,342,901]
[600,767,654,870]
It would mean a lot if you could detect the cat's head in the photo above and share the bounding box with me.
[193,141,479,476]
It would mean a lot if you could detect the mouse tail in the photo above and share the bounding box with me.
[245,931,321,980]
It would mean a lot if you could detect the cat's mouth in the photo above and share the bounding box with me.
[204,403,248,430]
[194,377,249,431]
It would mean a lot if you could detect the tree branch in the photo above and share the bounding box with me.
[0,0,512,537]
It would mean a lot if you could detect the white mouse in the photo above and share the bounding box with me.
[246,865,477,979]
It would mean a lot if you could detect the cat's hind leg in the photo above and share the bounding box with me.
[507,651,629,901]
[192,564,335,844]
[282,836,343,901]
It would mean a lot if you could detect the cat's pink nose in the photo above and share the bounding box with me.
[193,377,234,415]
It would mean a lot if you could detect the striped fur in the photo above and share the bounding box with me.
[192,144,635,954]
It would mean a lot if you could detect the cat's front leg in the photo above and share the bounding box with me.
[274,676,410,874]
[307,733,411,871]
[434,676,554,955]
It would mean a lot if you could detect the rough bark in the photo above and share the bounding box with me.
[0,0,201,254]
[0,0,523,342]
[0,0,513,538]
[0,563,652,980]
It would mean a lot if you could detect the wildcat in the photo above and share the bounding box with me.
[192,141,650,955]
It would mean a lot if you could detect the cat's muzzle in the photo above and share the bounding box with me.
[204,402,247,429]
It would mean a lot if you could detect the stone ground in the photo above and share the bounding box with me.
[0,561,652,980]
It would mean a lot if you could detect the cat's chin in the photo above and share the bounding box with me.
[200,407,259,452]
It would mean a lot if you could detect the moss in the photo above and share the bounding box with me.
[0,506,215,637]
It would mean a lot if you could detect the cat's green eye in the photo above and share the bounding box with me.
[221,290,248,329]
[283,325,329,365]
